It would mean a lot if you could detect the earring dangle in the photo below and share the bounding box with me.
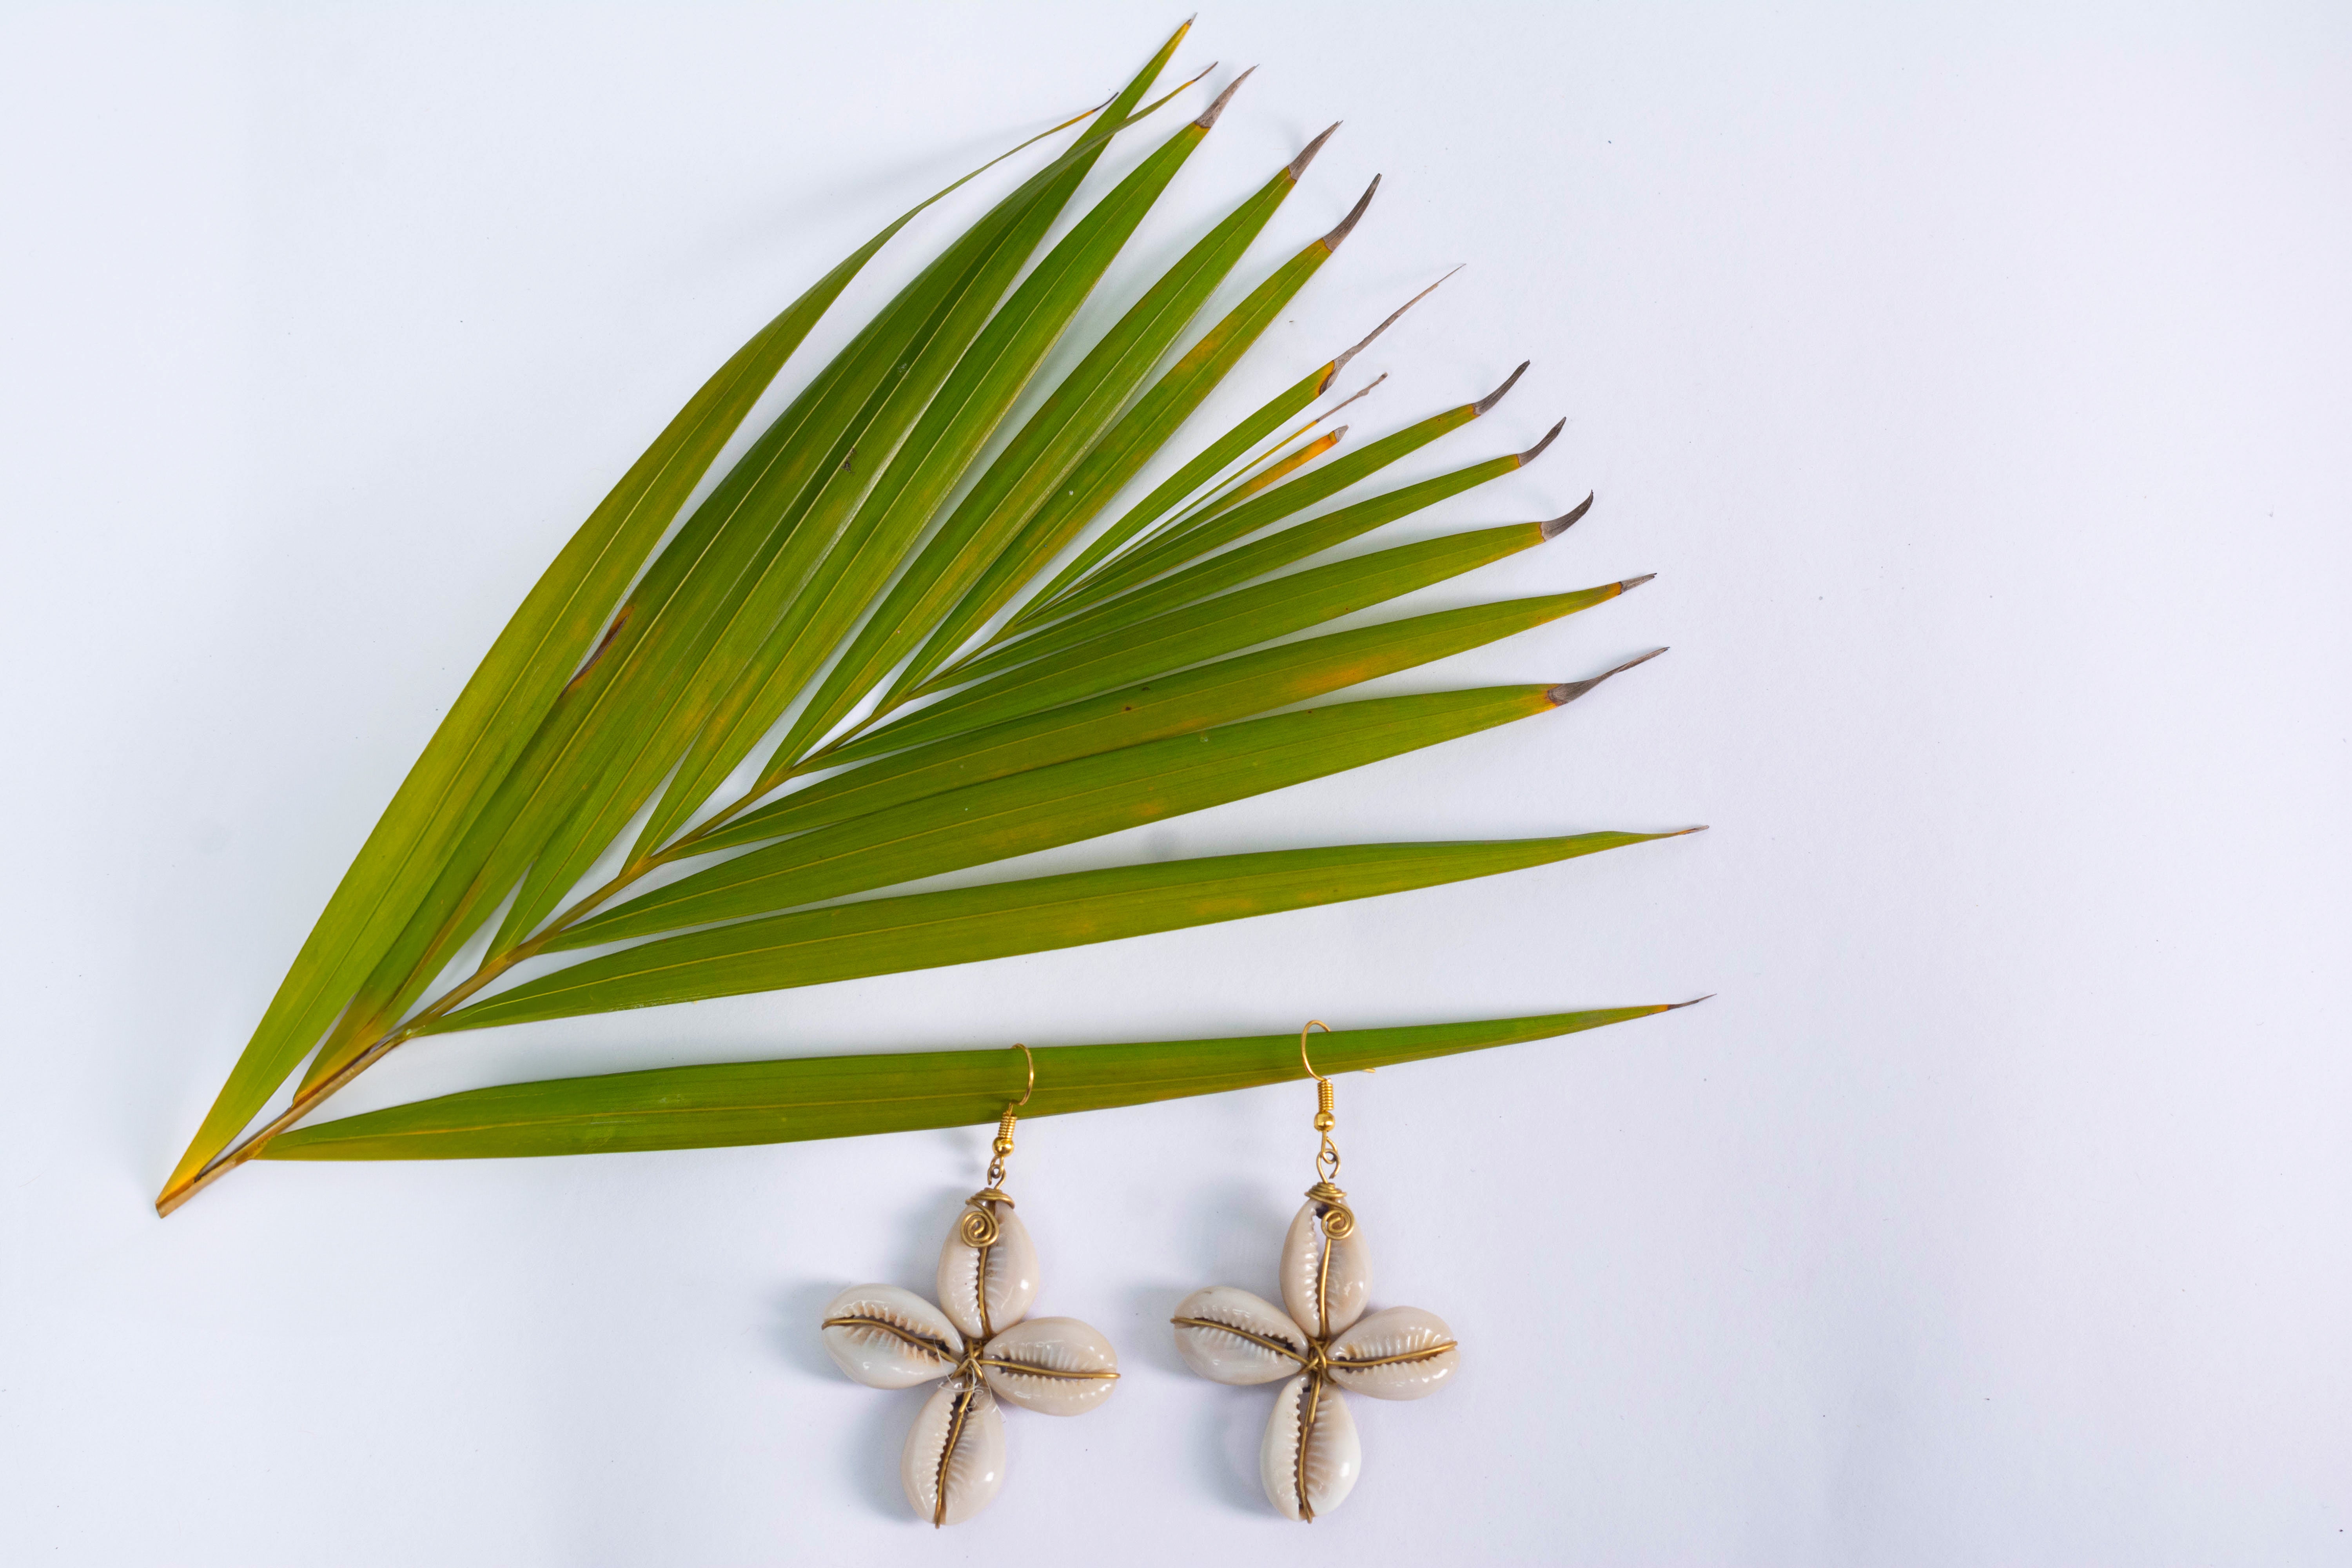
[1171,1022,1461,1522]
[819,1045,1120,1526]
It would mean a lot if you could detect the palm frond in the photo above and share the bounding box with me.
[158,24,1696,1215]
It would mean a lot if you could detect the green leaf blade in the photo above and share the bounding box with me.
[700,582,1638,851]
[843,527,1564,760]
[642,104,1231,844]
[262,1006,1693,1161]
[557,684,1567,947]
[883,146,1319,706]
[945,456,1532,693]
[428,829,1693,1033]
[1046,387,1502,621]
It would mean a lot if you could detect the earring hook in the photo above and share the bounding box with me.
[977,1043,1034,1201]
[1298,1020,1354,1236]
[1299,1019,1330,1083]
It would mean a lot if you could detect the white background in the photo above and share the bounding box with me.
[3,3,2347,1563]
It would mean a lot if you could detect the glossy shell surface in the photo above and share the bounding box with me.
[1279,1196,1372,1339]
[980,1316,1120,1416]
[1327,1305,1460,1401]
[1259,1373,1361,1522]
[900,1379,1006,1527]
[819,1284,960,1390]
[1172,1286,1308,1385]
[937,1200,1039,1341]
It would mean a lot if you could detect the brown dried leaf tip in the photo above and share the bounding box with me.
[1517,418,1564,466]
[1539,493,1595,539]
[1473,361,1529,416]
[1195,66,1256,129]
[1319,175,1380,252]
[1546,644,1666,707]
[1287,122,1340,180]
[1324,268,1457,388]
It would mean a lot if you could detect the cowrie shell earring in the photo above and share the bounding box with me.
[1172,1021,1460,1521]
[820,1045,1120,1526]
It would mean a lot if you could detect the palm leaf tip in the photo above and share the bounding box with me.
[1539,492,1595,538]
[1195,66,1256,127]
[1325,267,1457,387]
[1547,646,1668,707]
[1321,175,1381,252]
[1287,121,1342,179]
[1518,417,1565,465]
[1474,359,1530,414]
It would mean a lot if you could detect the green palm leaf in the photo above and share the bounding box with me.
[818,538,1607,765]
[556,664,1656,950]
[687,589,1648,859]
[158,22,1699,1216]
[428,830,1695,1034]
[1040,362,1531,622]
[261,1006,1700,1161]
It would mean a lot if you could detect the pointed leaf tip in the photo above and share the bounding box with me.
[1286,121,1341,181]
[1619,572,1657,591]
[1666,994,1715,1009]
[1196,66,1255,128]
[1319,175,1380,252]
[1544,645,1667,706]
[1473,361,1529,415]
[1518,417,1565,466]
[1327,267,1453,384]
[1539,492,1595,538]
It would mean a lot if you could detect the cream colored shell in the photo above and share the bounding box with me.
[1171,1286,1308,1386]
[1259,1373,1360,1522]
[936,1199,1039,1341]
[1327,1305,1459,1401]
[981,1316,1120,1416]
[1279,1196,1372,1338]
[1172,1190,1457,1521]
[819,1284,960,1390]
[827,1201,1116,1525]
[900,1380,1005,1527]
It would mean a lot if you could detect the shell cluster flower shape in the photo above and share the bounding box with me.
[821,1193,1120,1526]
[1172,1185,1460,1521]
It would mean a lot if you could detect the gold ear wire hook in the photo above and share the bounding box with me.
[1298,1020,1355,1236]
[1010,1041,1035,1110]
[1299,1019,1330,1083]
[983,1043,1033,1192]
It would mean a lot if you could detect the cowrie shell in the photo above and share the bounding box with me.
[819,1284,960,1389]
[981,1316,1120,1416]
[1327,1305,1459,1401]
[1259,1372,1360,1522]
[937,1199,1039,1341]
[1172,1286,1308,1386]
[900,1379,1005,1528]
[1279,1195,1372,1339]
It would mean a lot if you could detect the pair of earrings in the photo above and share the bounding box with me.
[818,1023,1461,1526]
